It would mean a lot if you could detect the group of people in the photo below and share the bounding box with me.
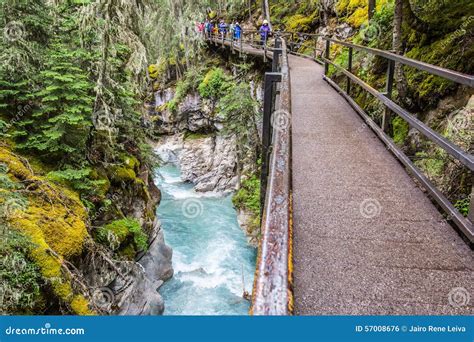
[197,20,243,40]
[196,19,272,45]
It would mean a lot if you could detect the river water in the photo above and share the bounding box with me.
[154,164,257,315]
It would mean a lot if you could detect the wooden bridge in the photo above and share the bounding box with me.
[207,31,473,316]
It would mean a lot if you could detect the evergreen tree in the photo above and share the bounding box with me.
[15,42,94,163]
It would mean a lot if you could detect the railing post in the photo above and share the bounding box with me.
[468,185,474,224]
[239,36,243,57]
[383,59,395,133]
[272,38,282,72]
[314,36,318,59]
[347,47,353,95]
[260,72,282,213]
[324,39,330,75]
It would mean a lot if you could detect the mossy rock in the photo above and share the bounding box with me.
[109,166,137,183]
[120,154,140,171]
[284,12,318,32]
[95,218,148,257]
[89,169,111,199]
[0,146,93,315]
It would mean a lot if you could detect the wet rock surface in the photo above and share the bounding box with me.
[156,134,239,193]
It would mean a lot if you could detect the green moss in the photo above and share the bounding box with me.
[96,218,148,256]
[118,244,136,259]
[233,175,261,236]
[184,132,212,140]
[0,146,93,315]
[284,11,318,32]
[110,166,137,183]
[148,64,159,79]
[71,295,94,316]
[392,116,410,145]
[120,154,140,171]
[404,33,472,108]
[414,151,445,178]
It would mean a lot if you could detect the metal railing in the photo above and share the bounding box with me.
[207,32,294,315]
[205,30,278,62]
[253,36,293,316]
[282,32,474,242]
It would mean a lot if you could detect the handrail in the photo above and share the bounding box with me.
[281,32,474,87]
[283,31,474,242]
[252,36,293,316]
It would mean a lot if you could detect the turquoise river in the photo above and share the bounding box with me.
[154,164,257,315]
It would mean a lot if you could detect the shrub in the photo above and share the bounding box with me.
[198,68,230,100]
[232,175,261,216]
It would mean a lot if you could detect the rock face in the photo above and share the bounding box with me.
[115,220,173,315]
[156,134,239,193]
[237,209,259,247]
[80,161,174,316]
[152,90,223,135]
[149,78,263,136]
[82,217,173,316]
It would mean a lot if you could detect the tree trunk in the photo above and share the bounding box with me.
[393,0,402,54]
[368,0,376,20]
[263,0,272,29]
[248,0,252,21]
[393,0,407,102]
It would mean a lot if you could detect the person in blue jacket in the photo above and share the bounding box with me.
[259,20,271,45]
[218,20,228,38]
[234,22,242,40]
[204,19,212,38]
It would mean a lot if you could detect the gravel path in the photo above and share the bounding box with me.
[289,55,474,315]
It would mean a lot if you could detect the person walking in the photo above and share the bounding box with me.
[218,19,228,39]
[204,19,211,38]
[234,22,242,41]
[259,19,271,46]
[197,22,205,34]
